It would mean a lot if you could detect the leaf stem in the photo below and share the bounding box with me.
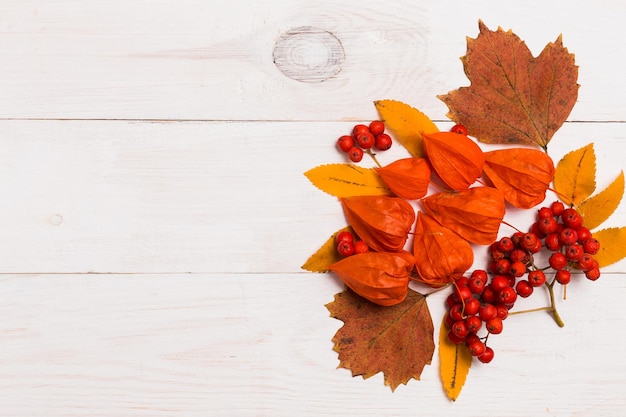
[367,149,383,168]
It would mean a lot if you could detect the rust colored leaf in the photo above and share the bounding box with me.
[553,143,596,206]
[376,157,432,200]
[438,21,578,149]
[439,316,472,401]
[340,195,415,252]
[326,288,435,391]
[329,251,414,306]
[301,226,352,273]
[577,171,624,231]
[421,187,506,245]
[413,212,474,287]
[423,131,485,190]
[304,163,391,198]
[483,148,555,208]
[374,99,439,158]
[591,227,626,268]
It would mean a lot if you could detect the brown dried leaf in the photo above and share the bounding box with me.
[438,21,578,148]
[326,288,435,391]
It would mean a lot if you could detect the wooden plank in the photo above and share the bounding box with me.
[1,272,625,416]
[0,1,623,121]
[0,119,624,274]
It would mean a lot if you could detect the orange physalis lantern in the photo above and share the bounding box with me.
[340,195,415,252]
[482,148,555,209]
[421,186,505,245]
[422,131,485,190]
[376,157,432,200]
[329,251,415,306]
[412,212,474,287]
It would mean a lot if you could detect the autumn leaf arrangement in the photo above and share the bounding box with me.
[302,21,626,400]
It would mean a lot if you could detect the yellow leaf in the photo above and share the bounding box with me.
[301,227,352,272]
[553,143,596,206]
[592,227,626,268]
[439,316,472,401]
[374,99,439,158]
[304,164,391,197]
[578,171,624,230]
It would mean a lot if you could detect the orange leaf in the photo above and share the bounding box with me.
[329,251,414,306]
[413,212,474,287]
[304,163,391,197]
[301,226,352,273]
[374,100,439,158]
[591,227,626,268]
[376,157,432,200]
[553,143,596,206]
[423,131,485,190]
[438,21,578,149]
[326,288,435,391]
[483,148,555,208]
[439,316,472,401]
[340,195,415,252]
[577,171,624,230]
[421,187,505,245]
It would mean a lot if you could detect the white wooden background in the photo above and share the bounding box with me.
[1,1,625,416]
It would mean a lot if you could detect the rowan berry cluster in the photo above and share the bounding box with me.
[336,121,393,162]
[335,230,369,257]
[445,200,601,363]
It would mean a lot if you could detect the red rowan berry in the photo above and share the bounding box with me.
[493,259,511,275]
[368,120,385,136]
[445,294,456,309]
[509,249,530,264]
[489,243,506,261]
[374,133,392,151]
[490,275,510,292]
[335,230,354,245]
[465,333,481,346]
[511,232,525,247]
[468,340,487,357]
[528,270,547,287]
[348,146,363,162]
[585,268,601,281]
[478,346,495,363]
[559,228,578,246]
[509,260,527,277]
[449,304,465,321]
[497,286,518,305]
[447,329,465,344]
[515,280,534,298]
[445,313,455,328]
[356,132,375,149]
[465,315,482,333]
[521,232,539,251]
[583,238,600,255]
[337,135,354,152]
[451,124,468,135]
[456,276,469,288]
[544,233,561,251]
[539,217,558,235]
[453,285,473,303]
[481,286,498,304]
[468,274,487,294]
[479,303,498,322]
[565,244,584,261]
[495,303,509,320]
[555,269,571,285]
[452,320,470,339]
[549,252,568,270]
[352,124,369,137]
[561,208,583,229]
[486,317,503,334]
[464,297,481,316]
[577,227,592,243]
[529,222,547,239]
[550,201,565,216]
[577,254,598,271]
[336,241,354,257]
[353,240,369,254]
[497,237,515,253]
[537,206,554,219]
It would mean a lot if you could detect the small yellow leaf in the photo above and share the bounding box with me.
[553,143,596,206]
[439,316,472,401]
[374,100,439,158]
[304,164,391,198]
[578,171,624,230]
[592,227,626,268]
[301,227,352,272]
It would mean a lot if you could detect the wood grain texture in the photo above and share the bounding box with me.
[1,1,626,416]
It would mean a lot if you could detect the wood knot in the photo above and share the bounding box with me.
[273,26,345,83]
